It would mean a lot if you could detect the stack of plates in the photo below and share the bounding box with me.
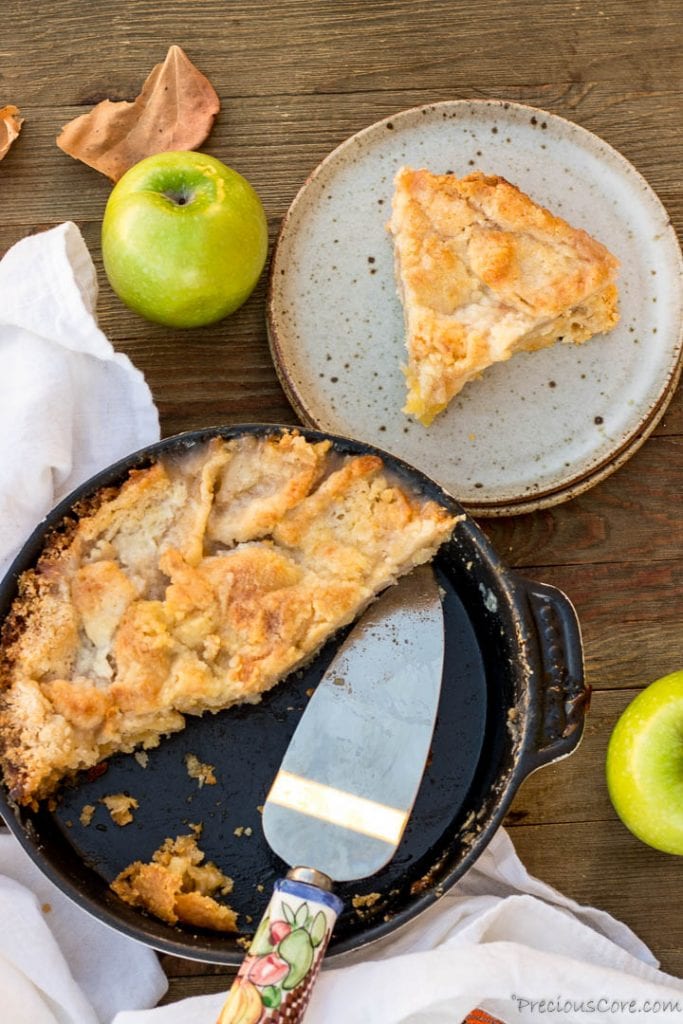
[267,100,683,516]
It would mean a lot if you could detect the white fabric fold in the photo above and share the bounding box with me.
[0,833,167,1023]
[0,222,159,579]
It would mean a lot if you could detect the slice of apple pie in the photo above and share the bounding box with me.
[0,431,456,806]
[388,168,620,426]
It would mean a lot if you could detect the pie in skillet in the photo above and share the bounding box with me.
[0,431,456,806]
[388,168,620,425]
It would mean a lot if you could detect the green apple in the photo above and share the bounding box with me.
[606,669,683,855]
[102,151,267,328]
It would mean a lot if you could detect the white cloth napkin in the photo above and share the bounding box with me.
[0,221,159,579]
[1,223,682,1024]
[0,221,165,1020]
[0,831,168,1023]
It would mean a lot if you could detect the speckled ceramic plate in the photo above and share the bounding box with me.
[267,100,683,516]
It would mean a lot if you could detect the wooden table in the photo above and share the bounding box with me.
[3,0,682,1007]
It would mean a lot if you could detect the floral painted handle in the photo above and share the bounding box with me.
[217,872,343,1024]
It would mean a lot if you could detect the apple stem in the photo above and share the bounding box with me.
[164,189,192,206]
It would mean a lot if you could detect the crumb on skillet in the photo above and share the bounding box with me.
[102,793,138,826]
[111,831,237,932]
[79,803,96,826]
[352,892,381,910]
[184,752,217,787]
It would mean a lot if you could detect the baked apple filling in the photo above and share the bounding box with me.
[0,431,456,805]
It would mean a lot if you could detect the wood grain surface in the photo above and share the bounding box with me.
[2,0,682,1007]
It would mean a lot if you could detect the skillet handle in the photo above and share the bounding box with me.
[217,872,343,1024]
[517,578,589,774]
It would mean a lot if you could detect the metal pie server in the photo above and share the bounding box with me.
[217,564,445,1024]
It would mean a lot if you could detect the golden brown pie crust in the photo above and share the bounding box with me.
[0,431,455,806]
[388,168,620,425]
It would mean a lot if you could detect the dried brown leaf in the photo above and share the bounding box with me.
[0,105,24,161]
[56,45,220,181]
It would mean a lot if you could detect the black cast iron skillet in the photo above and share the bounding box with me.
[0,424,588,963]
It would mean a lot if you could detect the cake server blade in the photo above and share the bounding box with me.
[263,562,445,880]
